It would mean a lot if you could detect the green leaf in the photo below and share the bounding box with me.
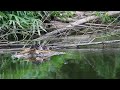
[0,12,7,19]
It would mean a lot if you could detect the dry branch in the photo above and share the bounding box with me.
[48,40,120,47]
[0,48,22,54]
[34,11,120,41]
[85,23,120,28]
[0,44,31,49]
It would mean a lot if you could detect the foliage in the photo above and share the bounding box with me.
[1,11,120,79]
[0,11,76,41]
[50,11,75,22]
[51,11,75,18]
[0,11,50,41]
[95,11,116,23]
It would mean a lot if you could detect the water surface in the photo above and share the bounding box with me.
[0,48,120,79]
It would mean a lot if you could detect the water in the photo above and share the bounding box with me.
[1,48,120,79]
[60,49,120,79]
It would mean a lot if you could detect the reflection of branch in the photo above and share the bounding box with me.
[33,11,120,41]
[85,59,95,70]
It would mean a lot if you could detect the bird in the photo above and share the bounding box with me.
[12,45,65,63]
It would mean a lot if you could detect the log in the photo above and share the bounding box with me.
[0,44,31,49]
[48,40,120,47]
[0,39,120,53]
[85,23,120,28]
[34,11,120,41]
[0,48,22,54]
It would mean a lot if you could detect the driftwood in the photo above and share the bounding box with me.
[44,35,96,44]
[34,11,120,41]
[0,44,31,49]
[0,48,22,54]
[75,24,120,29]
[48,40,120,47]
[85,23,120,28]
[0,39,120,53]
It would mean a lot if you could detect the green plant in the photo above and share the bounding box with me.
[51,11,75,19]
[0,11,51,41]
[95,11,115,23]
[0,11,76,41]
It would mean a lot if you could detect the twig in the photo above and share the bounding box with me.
[33,11,120,41]
[0,44,31,47]
[48,40,120,47]
[85,23,120,28]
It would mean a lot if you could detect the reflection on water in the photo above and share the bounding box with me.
[1,48,120,79]
[61,49,120,79]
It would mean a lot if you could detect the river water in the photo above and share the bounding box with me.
[60,48,120,79]
[0,48,120,79]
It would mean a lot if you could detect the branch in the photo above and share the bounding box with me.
[48,40,120,47]
[0,48,22,54]
[33,11,120,41]
[0,44,31,49]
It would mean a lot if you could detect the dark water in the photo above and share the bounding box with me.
[60,49,120,79]
[1,48,120,79]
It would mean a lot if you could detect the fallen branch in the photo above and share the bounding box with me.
[48,35,95,44]
[0,44,31,49]
[85,23,120,28]
[75,24,115,29]
[34,11,120,41]
[48,40,120,47]
[0,39,120,52]
[0,48,22,54]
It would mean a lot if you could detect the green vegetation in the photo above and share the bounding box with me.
[95,11,116,23]
[0,11,75,42]
[1,11,120,79]
[50,11,76,22]
[0,11,75,41]
[0,11,45,31]
[0,11,48,41]
[51,11,75,18]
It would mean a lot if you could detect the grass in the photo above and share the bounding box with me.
[0,11,76,41]
[0,11,47,41]
[1,11,120,42]
[95,11,117,24]
[51,11,75,18]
